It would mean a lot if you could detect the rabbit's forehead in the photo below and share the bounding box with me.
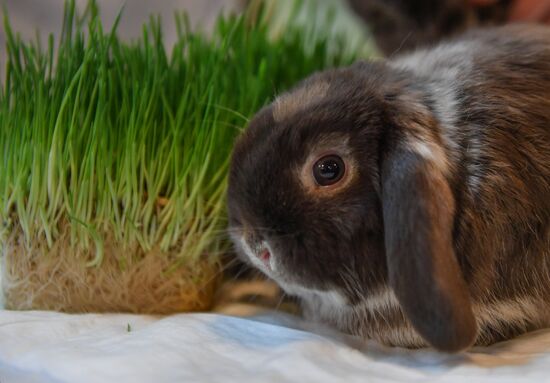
[303,133,352,154]
[272,80,330,123]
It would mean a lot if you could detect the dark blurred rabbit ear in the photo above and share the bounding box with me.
[381,138,478,352]
[346,0,510,55]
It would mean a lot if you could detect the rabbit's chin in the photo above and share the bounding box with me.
[280,280,550,349]
[278,281,428,348]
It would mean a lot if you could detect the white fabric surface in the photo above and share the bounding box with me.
[1,309,550,383]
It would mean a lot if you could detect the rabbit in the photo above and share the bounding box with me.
[227,24,550,352]
[346,0,512,55]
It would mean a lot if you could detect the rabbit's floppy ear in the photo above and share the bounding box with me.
[381,128,477,352]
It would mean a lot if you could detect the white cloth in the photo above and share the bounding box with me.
[1,310,550,383]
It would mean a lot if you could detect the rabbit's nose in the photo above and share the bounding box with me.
[243,232,272,267]
[252,244,272,270]
[258,248,271,263]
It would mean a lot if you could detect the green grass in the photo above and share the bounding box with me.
[0,0,366,271]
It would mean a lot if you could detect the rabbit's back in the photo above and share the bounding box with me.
[392,25,550,345]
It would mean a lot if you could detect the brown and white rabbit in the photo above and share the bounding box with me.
[227,24,550,352]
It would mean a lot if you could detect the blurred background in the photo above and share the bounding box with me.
[0,0,375,71]
[0,0,242,57]
[4,0,549,65]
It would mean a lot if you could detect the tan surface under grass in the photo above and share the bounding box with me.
[2,228,220,314]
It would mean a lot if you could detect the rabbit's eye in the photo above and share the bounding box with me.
[313,155,345,186]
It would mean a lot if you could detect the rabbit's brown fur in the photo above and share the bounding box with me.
[227,25,550,352]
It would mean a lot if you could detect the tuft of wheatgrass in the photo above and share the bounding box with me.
[0,0,367,312]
